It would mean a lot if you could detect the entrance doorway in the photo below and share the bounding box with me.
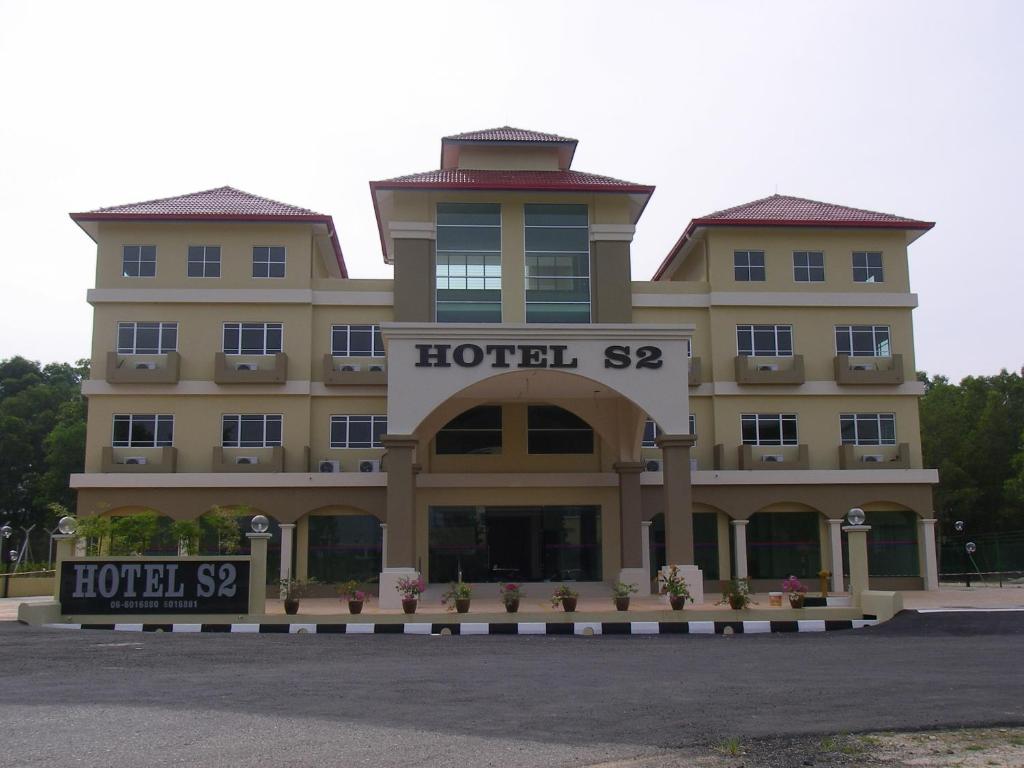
[428,505,602,583]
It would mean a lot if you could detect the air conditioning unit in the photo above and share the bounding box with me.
[134,362,156,370]
[757,364,779,372]
[851,363,876,371]
[861,454,885,463]
[761,454,785,463]
[645,459,662,472]
[236,363,258,371]
[368,364,386,372]
[358,459,381,473]
[338,364,361,372]
[235,456,259,465]
[318,459,341,473]
[122,456,147,465]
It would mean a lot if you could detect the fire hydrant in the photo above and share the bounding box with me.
[817,569,831,597]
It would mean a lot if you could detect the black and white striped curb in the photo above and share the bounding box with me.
[42,618,879,635]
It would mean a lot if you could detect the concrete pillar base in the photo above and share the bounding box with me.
[659,564,704,605]
[618,568,650,596]
[378,567,421,610]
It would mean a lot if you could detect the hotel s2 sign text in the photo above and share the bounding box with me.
[60,559,250,614]
[414,343,664,370]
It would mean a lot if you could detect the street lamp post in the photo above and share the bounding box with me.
[1,524,13,599]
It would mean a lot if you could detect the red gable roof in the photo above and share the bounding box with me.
[695,194,933,228]
[70,186,347,277]
[442,126,576,144]
[652,194,934,280]
[371,168,652,194]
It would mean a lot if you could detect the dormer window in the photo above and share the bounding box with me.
[435,203,501,323]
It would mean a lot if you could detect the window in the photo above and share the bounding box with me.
[852,251,883,283]
[524,203,590,323]
[734,250,765,281]
[840,413,896,445]
[188,245,221,278]
[252,246,286,278]
[222,322,282,355]
[835,325,890,357]
[331,324,384,357]
[741,414,798,446]
[436,406,502,455]
[112,414,173,447]
[117,322,177,354]
[122,245,156,278]
[642,415,696,448]
[222,415,282,448]
[737,324,793,356]
[527,406,593,454]
[330,415,387,449]
[436,203,501,323]
[793,251,824,282]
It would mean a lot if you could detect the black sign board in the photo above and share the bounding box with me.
[60,559,250,615]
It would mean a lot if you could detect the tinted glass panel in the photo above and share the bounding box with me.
[747,512,821,579]
[307,515,383,583]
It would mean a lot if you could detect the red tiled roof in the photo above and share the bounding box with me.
[70,186,347,276]
[371,168,652,193]
[653,194,934,280]
[695,194,932,227]
[442,126,576,144]
[76,185,324,217]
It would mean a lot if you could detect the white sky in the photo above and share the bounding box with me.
[1,0,1020,382]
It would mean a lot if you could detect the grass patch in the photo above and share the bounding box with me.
[715,736,744,757]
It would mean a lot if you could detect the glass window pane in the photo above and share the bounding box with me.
[113,416,131,446]
[222,416,239,447]
[330,417,348,448]
[156,416,174,446]
[223,324,240,354]
[130,416,156,447]
[524,203,588,227]
[265,416,282,446]
[117,323,134,353]
[265,325,282,353]
[437,203,500,227]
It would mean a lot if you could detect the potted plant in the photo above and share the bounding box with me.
[781,575,808,608]
[499,583,523,613]
[442,581,473,613]
[280,577,314,615]
[395,575,425,614]
[718,578,755,610]
[337,580,367,615]
[611,581,638,611]
[550,584,579,613]
[660,565,693,610]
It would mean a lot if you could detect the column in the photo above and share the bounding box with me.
[246,532,271,616]
[919,518,940,591]
[828,518,845,593]
[656,434,697,564]
[379,523,388,572]
[640,521,652,582]
[379,435,420,610]
[843,524,871,608]
[730,520,749,579]
[656,433,703,604]
[614,461,647,592]
[51,534,76,603]
[279,523,296,584]
[717,513,732,581]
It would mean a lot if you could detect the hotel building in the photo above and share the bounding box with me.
[70,127,940,607]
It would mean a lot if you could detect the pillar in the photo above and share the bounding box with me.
[828,518,844,593]
[379,523,388,572]
[656,433,702,604]
[614,461,647,592]
[717,513,731,581]
[843,524,871,608]
[379,435,420,609]
[919,518,939,591]
[279,523,296,585]
[52,534,76,603]
[245,532,271,616]
[730,520,749,579]
[640,521,652,584]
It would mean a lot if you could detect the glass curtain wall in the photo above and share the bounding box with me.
[435,203,501,322]
[307,515,383,583]
[524,204,590,323]
[746,511,821,579]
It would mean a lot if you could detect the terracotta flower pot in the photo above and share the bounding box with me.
[560,596,577,613]
[284,598,300,615]
[455,598,471,614]
[402,598,418,614]
[788,593,805,609]
[348,600,364,615]
[504,599,519,614]
[728,595,745,610]
[669,594,687,611]
[614,596,630,612]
